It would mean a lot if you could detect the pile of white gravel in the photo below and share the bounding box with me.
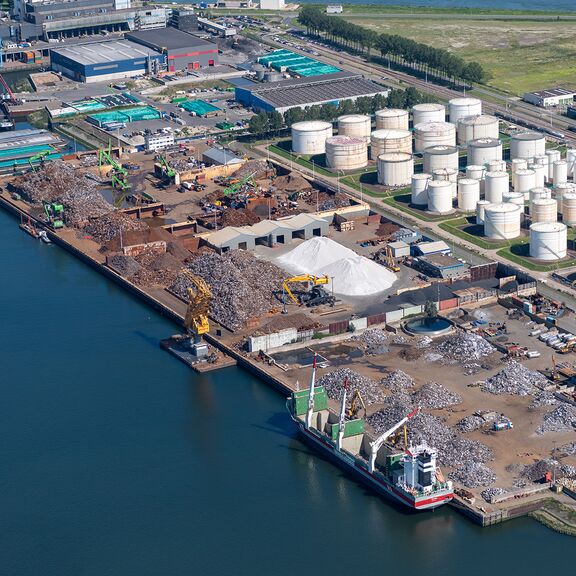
[277,237,396,296]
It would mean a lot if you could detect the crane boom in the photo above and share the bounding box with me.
[305,354,318,429]
[368,407,420,473]
[180,268,212,337]
[337,378,349,451]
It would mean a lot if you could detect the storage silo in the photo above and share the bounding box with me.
[427,180,453,213]
[413,122,456,152]
[503,191,525,207]
[457,115,499,145]
[423,145,459,173]
[484,203,521,240]
[561,193,576,225]
[554,182,576,214]
[532,155,549,182]
[467,138,503,166]
[514,168,536,197]
[531,198,558,223]
[412,103,445,126]
[567,149,576,179]
[553,160,568,186]
[476,200,491,224]
[252,63,266,80]
[291,121,333,154]
[377,153,414,186]
[433,167,457,199]
[530,222,567,260]
[488,160,506,173]
[510,131,546,159]
[411,173,431,206]
[466,165,485,181]
[375,108,409,130]
[457,179,480,211]
[370,129,412,159]
[337,115,372,141]
[528,163,546,189]
[484,171,509,204]
[449,97,482,124]
[546,149,561,180]
[325,136,368,170]
[529,187,551,206]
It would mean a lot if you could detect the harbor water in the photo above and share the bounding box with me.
[0,207,572,575]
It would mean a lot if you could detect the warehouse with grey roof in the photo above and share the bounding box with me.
[235,72,389,113]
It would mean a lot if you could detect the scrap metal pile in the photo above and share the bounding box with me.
[536,403,576,435]
[560,442,576,456]
[481,361,547,396]
[318,368,385,405]
[131,249,183,287]
[435,331,496,363]
[455,414,485,433]
[411,381,462,410]
[170,250,286,331]
[235,159,273,180]
[349,328,389,356]
[380,370,415,393]
[83,211,148,244]
[107,254,141,277]
[221,208,261,227]
[529,390,558,410]
[451,463,496,488]
[481,487,507,502]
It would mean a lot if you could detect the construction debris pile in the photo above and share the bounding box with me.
[455,415,485,433]
[411,381,462,410]
[536,403,576,435]
[10,160,112,227]
[451,462,496,488]
[170,250,286,330]
[318,368,385,405]
[529,390,558,410]
[481,361,547,396]
[84,211,148,244]
[380,370,415,393]
[481,487,507,502]
[350,328,389,355]
[435,331,495,362]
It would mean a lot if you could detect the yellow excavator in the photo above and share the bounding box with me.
[180,268,212,356]
[346,389,366,419]
[282,274,335,309]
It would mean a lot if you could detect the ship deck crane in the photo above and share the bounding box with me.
[180,268,212,356]
[368,407,421,473]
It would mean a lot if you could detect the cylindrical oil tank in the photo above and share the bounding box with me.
[375,108,409,130]
[531,198,558,223]
[466,165,485,181]
[484,203,521,240]
[476,200,491,224]
[370,129,412,159]
[325,136,368,170]
[561,192,576,225]
[427,180,453,213]
[514,168,536,197]
[413,122,456,153]
[554,182,576,214]
[529,187,551,206]
[411,173,431,206]
[412,103,445,126]
[377,152,414,186]
[488,160,506,173]
[530,222,567,260]
[546,149,561,180]
[511,158,528,172]
[484,171,508,204]
[532,155,549,183]
[423,145,459,173]
[337,115,371,141]
[457,115,498,144]
[291,121,333,154]
[433,167,457,198]
[252,63,266,80]
[457,178,480,211]
[503,191,525,207]
[567,149,576,179]
[528,163,546,189]
[553,160,568,186]
[510,131,546,160]
[467,137,503,166]
[449,97,482,124]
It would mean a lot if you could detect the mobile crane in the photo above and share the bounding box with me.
[282,274,335,309]
[180,268,212,357]
[158,155,177,183]
[99,145,130,191]
[28,150,50,172]
[43,201,64,229]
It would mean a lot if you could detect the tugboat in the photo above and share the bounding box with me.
[287,358,454,511]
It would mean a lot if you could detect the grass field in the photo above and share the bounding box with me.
[350,17,576,94]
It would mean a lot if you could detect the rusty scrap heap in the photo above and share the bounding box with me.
[83,211,148,244]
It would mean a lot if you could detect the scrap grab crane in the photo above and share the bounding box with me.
[180,268,212,356]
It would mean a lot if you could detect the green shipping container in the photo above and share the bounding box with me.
[171,97,187,103]
[330,418,365,440]
[292,387,328,416]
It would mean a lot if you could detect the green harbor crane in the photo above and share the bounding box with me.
[99,145,131,191]
[28,150,50,172]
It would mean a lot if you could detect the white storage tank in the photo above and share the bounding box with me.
[510,131,546,160]
[411,173,431,206]
[514,168,536,197]
[546,149,561,180]
[528,163,546,189]
[553,160,568,186]
[484,171,509,204]
[484,203,521,240]
[325,136,368,170]
[467,138,503,166]
[414,122,456,153]
[567,149,576,179]
[412,103,445,125]
[476,200,491,224]
[457,115,499,144]
[530,222,567,260]
[433,167,457,199]
[529,187,551,205]
[338,115,372,141]
[370,129,412,159]
[488,160,506,173]
[449,97,482,124]
[554,182,576,214]
[291,121,333,154]
[377,152,414,186]
[531,198,558,223]
[423,145,459,173]
[466,165,485,181]
[457,178,480,211]
[375,108,409,130]
[503,191,525,207]
[561,192,576,225]
[427,180,453,213]
[533,155,549,181]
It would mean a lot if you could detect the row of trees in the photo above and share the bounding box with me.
[248,86,431,135]
[298,5,488,85]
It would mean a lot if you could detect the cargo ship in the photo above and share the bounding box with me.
[287,359,454,511]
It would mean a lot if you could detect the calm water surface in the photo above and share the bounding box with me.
[0,208,572,575]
